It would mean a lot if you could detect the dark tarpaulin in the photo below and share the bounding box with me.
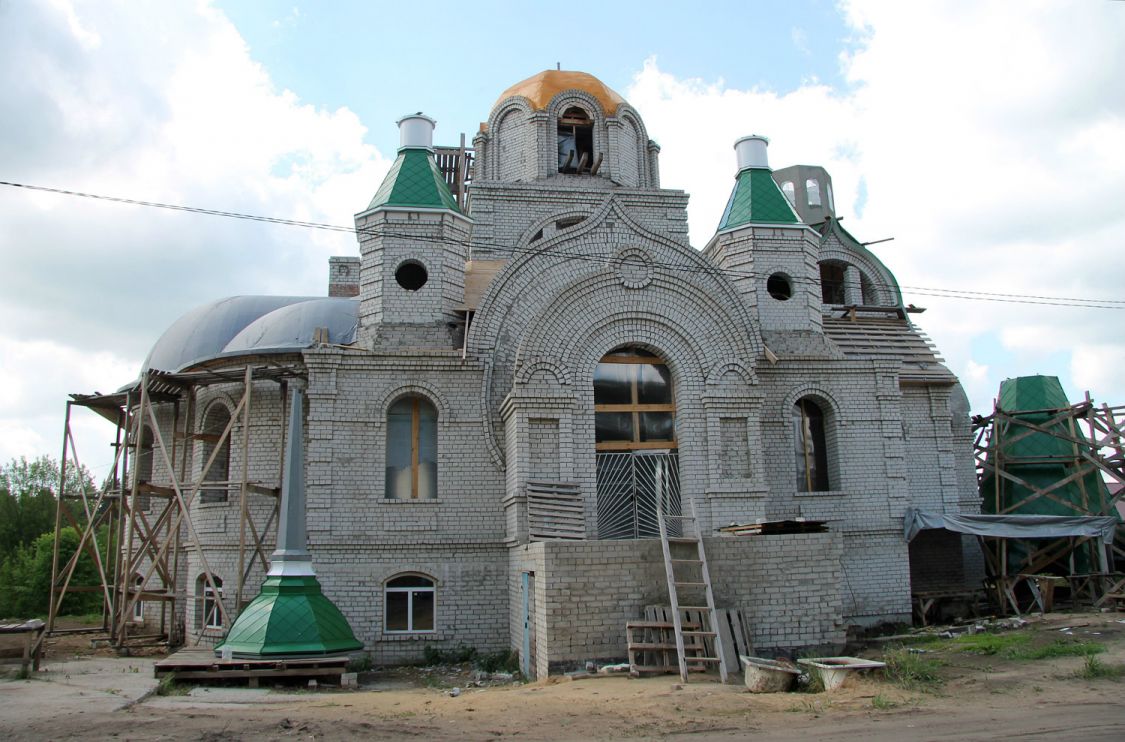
[903,508,1117,545]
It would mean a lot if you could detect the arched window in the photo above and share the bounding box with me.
[384,574,435,633]
[132,573,144,622]
[386,396,438,499]
[806,178,822,207]
[558,106,593,173]
[593,348,675,451]
[594,348,679,540]
[819,261,847,305]
[200,404,231,504]
[861,272,880,306]
[196,574,224,630]
[793,399,830,492]
[134,425,154,511]
[781,181,796,205]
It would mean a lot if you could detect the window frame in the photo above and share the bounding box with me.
[199,402,232,505]
[557,106,594,174]
[793,398,831,492]
[197,575,224,631]
[132,573,144,622]
[383,574,437,634]
[385,395,438,500]
[593,349,677,452]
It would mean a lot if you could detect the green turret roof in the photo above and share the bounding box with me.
[716,167,800,231]
[367,148,461,213]
[216,575,362,657]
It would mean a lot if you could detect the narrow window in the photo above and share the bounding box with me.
[200,404,231,504]
[781,181,796,205]
[793,399,830,492]
[134,425,154,511]
[132,574,144,622]
[806,178,822,207]
[593,348,675,451]
[819,261,847,305]
[826,182,835,212]
[558,107,593,173]
[196,575,224,630]
[386,396,438,499]
[555,216,585,230]
[861,272,879,305]
[385,574,436,633]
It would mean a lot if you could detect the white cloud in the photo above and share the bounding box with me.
[626,1,1125,415]
[1071,345,1125,399]
[0,0,389,465]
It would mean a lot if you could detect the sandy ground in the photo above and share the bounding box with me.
[1,611,1123,740]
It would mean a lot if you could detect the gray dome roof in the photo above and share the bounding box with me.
[223,297,358,355]
[143,296,358,373]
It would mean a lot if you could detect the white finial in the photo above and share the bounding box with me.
[397,113,436,150]
[734,135,770,170]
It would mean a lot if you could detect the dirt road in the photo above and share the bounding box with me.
[2,611,1123,740]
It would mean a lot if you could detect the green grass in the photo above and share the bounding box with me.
[474,650,520,675]
[1072,656,1125,680]
[795,668,825,694]
[871,694,899,710]
[155,675,189,696]
[922,632,1104,661]
[882,649,944,691]
[1018,639,1104,660]
[346,653,373,673]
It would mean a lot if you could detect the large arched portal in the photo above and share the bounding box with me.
[593,347,679,539]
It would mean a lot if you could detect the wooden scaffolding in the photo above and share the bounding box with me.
[972,394,1125,612]
[41,363,304,654]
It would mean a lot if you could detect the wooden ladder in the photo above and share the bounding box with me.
[657,497,729,683]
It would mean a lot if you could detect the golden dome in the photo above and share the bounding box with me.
[493,70,627,116]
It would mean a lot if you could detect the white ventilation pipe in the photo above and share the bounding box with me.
[734,134,770,170]
[398,113,436,149]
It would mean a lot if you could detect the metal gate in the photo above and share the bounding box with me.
[595,451,680,540]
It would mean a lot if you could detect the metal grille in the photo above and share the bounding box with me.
[596,451,680,540]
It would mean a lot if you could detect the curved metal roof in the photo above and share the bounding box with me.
[493,69,627,115]
[222,297,358,356]
[143,295,359,373]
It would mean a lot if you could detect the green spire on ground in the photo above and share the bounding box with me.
[215,575,362,657]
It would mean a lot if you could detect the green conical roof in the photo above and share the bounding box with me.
[716,167,800,231]
[216,575,362,657]
[367,148,461,213]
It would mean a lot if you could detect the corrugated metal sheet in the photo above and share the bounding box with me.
[823,316,954,382]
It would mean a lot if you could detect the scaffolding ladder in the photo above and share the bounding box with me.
[657,497,729,683]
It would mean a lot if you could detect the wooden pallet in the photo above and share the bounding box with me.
[625,619,704,675]
[154,648,350,687]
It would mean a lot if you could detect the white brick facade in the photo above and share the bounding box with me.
[139,70,979,673]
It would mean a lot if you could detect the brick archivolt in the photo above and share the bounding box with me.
[468,197,762,465]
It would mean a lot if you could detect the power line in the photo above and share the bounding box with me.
[3,179,1123,310]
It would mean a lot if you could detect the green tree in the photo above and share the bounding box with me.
[0,455,94,561]
[0,456,101,620]
[0,527,108,620]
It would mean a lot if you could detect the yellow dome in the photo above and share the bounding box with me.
[493,70,627,116]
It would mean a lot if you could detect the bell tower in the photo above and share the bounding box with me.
[354,114,472,349]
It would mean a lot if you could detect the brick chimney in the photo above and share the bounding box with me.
[328,256,360,297]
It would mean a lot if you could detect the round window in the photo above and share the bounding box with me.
[766,273,792,301]
[395,261,428,291]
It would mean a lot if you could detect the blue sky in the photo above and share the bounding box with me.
[218,0,853,155]
[0,1,1123,480]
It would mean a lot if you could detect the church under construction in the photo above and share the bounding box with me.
[51,69,994,678]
